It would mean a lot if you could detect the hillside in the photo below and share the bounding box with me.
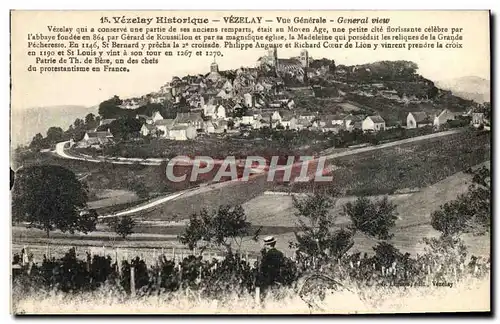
[300,61,478,123]
[435,76,490,103]
[242,161,490,256]
[121,129,489,222]
[10,105,98,148]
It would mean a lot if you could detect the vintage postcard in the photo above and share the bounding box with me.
[10,10,491,314]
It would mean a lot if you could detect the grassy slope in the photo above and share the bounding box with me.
[287,129,490,196]
[131,130,490,221]
[13,161,491,260]
[14,153,181,196]
[13,131,490,258]
[244,162,490,256]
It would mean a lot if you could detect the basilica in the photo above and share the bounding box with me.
[257,48,310,78]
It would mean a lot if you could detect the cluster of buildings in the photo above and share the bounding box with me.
[75,107,486,149]
[138,111,229,140]
[406,109,487,129]
[75,51,489,148]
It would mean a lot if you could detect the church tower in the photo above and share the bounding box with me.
[210,57,219,73]
[299,50,309,68]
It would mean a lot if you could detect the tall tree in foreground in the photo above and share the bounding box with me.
[291,193,350,263]
[291,193,399,265]
[11,165,95,237]
[343,196,399,240]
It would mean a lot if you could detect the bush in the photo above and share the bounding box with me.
[446,118,470,128]
[128,181,149,199]
[12,242,491,301]
[108,216,136,239]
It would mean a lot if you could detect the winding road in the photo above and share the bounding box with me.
[54,129,464,219]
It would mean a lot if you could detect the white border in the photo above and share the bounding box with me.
[2,1,498,322]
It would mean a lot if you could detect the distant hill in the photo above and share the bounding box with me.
[435,76,490,103]
[10,105,98,148]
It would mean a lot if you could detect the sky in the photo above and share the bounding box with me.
[10,10,490,110]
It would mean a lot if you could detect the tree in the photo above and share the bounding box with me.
[29,133,46,151]
[343,196,398,240]
[84,113,99,130]
[309,58,334,71]
[291,193,399,267]
[431,166,490,236]
[72,129,87,142]
[46,127,64,144]
[290,193,354,264]
[11,165,94,237]
[73,118,85,129]
[480,102,491,121]
[128,181,149,199]
[98,95,123,119]
[107,116,142,140]
[329,60,336,73]
[372,242,402,268]
[108,216,136,239]
[179,205,253,255]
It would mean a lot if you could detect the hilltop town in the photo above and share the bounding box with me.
[66,48,489,152]
[20,48,490,163]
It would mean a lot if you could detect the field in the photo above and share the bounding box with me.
[11,130,491,262]
[13,152,173,199]
[282,129,490,196]
[122,129,490,221]
[12,162,491,263]
[244,163,491,257]
[87,189,139,209]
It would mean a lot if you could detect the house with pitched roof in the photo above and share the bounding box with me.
[271,111,283,123]
[141,124,157,137]
[203,104,217,118]
[79,130,114,148]
[168,124,197,140]
[204,104,226,120]
[315,115,343,133]
[280,112,297,130]
[296,118,313,130]
[406,112,432,129]
[222,80,233,92]
[175,112,204,130]
[216,89,231,100]
[472,112,485,127]
[155,119,175,137]
[99,118,116,127]
[241,111,255,126]
[362,115,386,132]
[433,109,459,128]
[243,93,253,107]
[343,114,364,131]
[152,111,164,123]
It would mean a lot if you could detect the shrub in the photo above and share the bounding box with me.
[108,216,136,239]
